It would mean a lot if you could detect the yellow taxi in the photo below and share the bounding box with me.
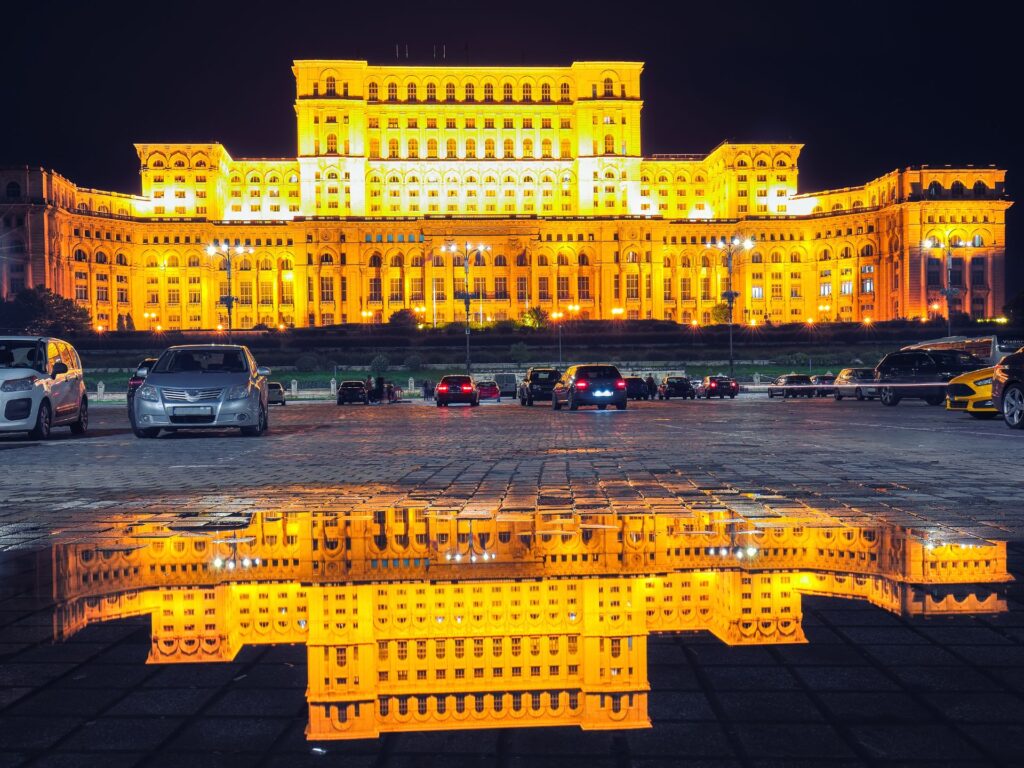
[945,366,997,418]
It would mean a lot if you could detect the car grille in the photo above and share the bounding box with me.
[162,387,223,402]
[947,399,967,409]
[947,383,974,398]
[169,414,217,424]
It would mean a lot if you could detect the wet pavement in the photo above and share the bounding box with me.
[1,398,1023,766]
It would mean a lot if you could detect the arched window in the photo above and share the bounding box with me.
[972,234,984,247]
[701,255,710,268]
[474,252,486,267]
[494,254,507,266]
[523,139,533,158]
[188,255,200,267]
[446,82,456,101]
[603,77,614,96]
[446,139,457,158]
[94,251,108,264]
[325,76,336,95]
[819,249,831,261]
[237,258,251,270]
[321,253,334,264]
[560,139,571,158]
[860,244,874,257]
[973,181,988,198]
[464,83,475,101]
[541,139,552,158]
[503,138,514,158]
[626,251,638,264]
[367,82,378,100]
[384,82,396,101]
[483,83,493,101]
[433,254,444,267]
[756,159,767,167]
[388,139,399,158]
[74,249,88,262]
[368,253,382,268]
[560,82,571,100]
[280,258,294,271]
[411,254,424,267]
[326,134,337,153]
[557,253,569,266]
[517,253,529,267]
[426,82,436,101]
[406,82,417,101]
[391,254,403,267]
[541,83,551,101]
[408,138,419,158]
[427,139,438,158]
[503,83,513,101]
[750,252,762,263]
[485,139,495,158]
[5,181,20,198]
[466,138,477,158]
[679,255,690,268]
[790,252,801,263]
[951,180,966,198]
[604,135,615,155]
[259,258,272,270]
[522,83,533,101]
[579,254,589,266]
[116,253,128,266]
[927,180,943,198]
[537,255,549,266]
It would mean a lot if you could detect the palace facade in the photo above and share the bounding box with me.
[1,60,1011,330]
[52,497,1008,739]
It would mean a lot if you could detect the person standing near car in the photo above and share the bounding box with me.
[645,374,656,400]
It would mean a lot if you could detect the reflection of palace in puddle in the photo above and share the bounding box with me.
[51,499,1010,740]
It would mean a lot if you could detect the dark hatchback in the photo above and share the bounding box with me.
[436,375,479,407]
[810,374,836,397]
[993,347,1024,429]
[623,376,650,400]
[658,376,695,400]
[552,364,627,411]
[875,349,988,406]
[518,367,561,405]
[768,374,814,398]
[696,375,739,399]
[337,380,369,405]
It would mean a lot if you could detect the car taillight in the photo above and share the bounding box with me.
[576,380,589,390]
[710,381,717,388]
[461,384,473,392]
[615,379,626,390]
[437,384,449,393]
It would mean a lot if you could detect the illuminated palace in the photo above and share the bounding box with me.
[1,60,1011,330]
[52,500,1008,739]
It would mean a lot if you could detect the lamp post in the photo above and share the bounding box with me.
[205,243,253,343]
[551,311,564,365]
[709,236,755,376]
[922,236,971,336]
[441,241,490,372]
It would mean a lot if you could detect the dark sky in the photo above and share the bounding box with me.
[5,0,1018,294]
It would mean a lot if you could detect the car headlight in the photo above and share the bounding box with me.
[137,384,159,401]
[973,377,992,387]
[1,376,38,392]
[225,384,250,401]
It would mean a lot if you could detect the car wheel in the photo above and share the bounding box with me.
[553,396,561,411]
[472,398,480,407]
[616,401,627,410]
[241,405,267,436]
[880,388,901,406]
[436,401,444,408]
[969,412,998,419]
[133,426,160,439]
[833,391,843,401]
[1002,384,1024,428]
[70,397,89,435]
[729,394,735,399]
[855,388,865,401]
[569,396,579,411]
[690,394,696,400]
[28,400,52,440]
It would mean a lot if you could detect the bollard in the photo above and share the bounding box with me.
[408,377,415,391]
[97,381,106,398]
[752,372,761,386]
[291,379,299,398]
[330,378,337,397]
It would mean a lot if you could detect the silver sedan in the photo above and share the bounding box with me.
[133,345,270,438]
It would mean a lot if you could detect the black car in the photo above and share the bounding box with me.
[992,347,1024,429]
[623,376,650,400]
[810,374,836,397]
[768,374,814,398]
[127,357,158,426]
[658,376,695,400]
[337,380,369,405]
[552,364,627,411]
[518,367,561,406]
[436,375,479,407]
[875,349,988,406]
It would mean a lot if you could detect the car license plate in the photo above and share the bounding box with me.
[174,406,213,416]
[594,390,612,397]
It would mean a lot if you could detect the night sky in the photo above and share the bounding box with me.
[5,0,1018,295]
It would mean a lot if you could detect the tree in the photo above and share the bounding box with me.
[116,313,126,332]
[710,303,732,324]
[125,312,136,331]
[0,287,92,336]
[518,306,549,329]
[388,308,418,327]
[402,353,424,370]
[369,353,390,375]
[510,342,531,364]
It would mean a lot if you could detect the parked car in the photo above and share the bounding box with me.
[874,349,987,406]
[267,381,287,406]
[132,344,270,437]
[810,374,836,397]
[127,357,158,426]
[518,367,561,406]
[993,348,1024,429]
[552,364,627,411]
[436,375,479,407]
[337,380,369,405]
[658,376,695,400]
[624,376,650,400]
[493,372,519,398]
[0,336,88,440]
[696,375,739,399]
[476,380,501,401]
[833,368,878,401]
[767,374,814,398]
[946,367,997,418]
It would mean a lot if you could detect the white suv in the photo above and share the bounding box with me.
[0,336,88,439]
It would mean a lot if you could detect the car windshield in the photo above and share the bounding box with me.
[444,376,471,385]
[478,381,497,387]
[0,340,45,372]
[269,383,283,390]
[154,349,249,374]
[667,377,687,383]
[575,366,620,380]
[341,382,364,388]
[532,370,559,381]
[786,376,812,384]
[930,351,986,368]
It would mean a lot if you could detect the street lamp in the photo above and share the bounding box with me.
[551,311,565,365]
[441,242,490,372]
[205,243,253,343]
[708,236,755,376]
[922,236,972,336]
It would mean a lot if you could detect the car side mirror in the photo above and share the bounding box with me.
[136,367,149,378]
[256,366,271,377]
[51,361,68,377]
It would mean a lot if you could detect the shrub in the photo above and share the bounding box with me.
[369,353,390,374]
[294,353,322,371]
[403,353,424,370]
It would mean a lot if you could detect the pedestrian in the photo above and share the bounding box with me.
[645,373,656,400]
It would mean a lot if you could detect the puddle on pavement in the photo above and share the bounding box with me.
[0,488,1013,741]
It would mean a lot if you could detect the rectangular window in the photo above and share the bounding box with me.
[626,274,639,300]
[819,283,832,297]
[751,285,764,299]
[538,277,550,301]
[238,282,253,305]
[320,276,334,302]
[411,277,424,301]
[390,278,403,302]
[861,278,874,294]
[259,282,273,305]
[557,275,570,300]
[840,280,853,295]
[516,276,529,301]
[432,277,445,301]
[679,277,692,300]
[494,277,508,299]
[369,278,382,302]
[577,275,590,300]
[700,277,711,301]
